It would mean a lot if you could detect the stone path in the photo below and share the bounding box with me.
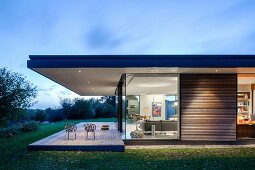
[126,143,255,149]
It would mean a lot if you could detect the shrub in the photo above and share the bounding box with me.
[0,124,22,137]
[21,121,40,132]
[0,121,40,137]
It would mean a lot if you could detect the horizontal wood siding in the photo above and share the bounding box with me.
[237,125,255,138]
[180,74,237,141]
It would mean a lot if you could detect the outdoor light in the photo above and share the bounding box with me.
[78,70,82,73]
[88,81,91,84]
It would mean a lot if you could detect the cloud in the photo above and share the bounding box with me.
[43,93,51,96]
[85,26,124,50]
[60,90,72,96]
[38,87,54,92]
[50,85,58,88]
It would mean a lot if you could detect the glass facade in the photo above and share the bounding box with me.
[237,74,255,125]
[118,73,179,140]
[237,74,255,138]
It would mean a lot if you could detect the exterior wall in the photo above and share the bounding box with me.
[180,74,237,141]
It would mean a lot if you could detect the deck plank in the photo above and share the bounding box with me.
[28,122,124,152]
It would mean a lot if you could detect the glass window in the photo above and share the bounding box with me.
[237,74,255,125]
[123,74,179,140]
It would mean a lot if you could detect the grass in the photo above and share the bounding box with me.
[0,118,255,169]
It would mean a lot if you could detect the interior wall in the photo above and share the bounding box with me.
[139,95,166,121]
[127,100,139,115]
[238,84,251,91]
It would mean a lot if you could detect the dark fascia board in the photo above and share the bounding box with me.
[27,54,255,68]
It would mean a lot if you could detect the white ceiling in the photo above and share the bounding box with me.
[34,67,255,96]
[238,77,255,85]
[126,76,177,95]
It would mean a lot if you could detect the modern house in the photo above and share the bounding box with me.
[27,55,255,143]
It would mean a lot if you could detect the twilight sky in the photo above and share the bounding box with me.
[0,0,255,109]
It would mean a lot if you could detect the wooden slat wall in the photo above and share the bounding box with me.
[180,74,237,141]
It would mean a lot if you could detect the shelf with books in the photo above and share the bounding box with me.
[237,91,251,125]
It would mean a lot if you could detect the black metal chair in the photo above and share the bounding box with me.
[64,123,77,140]
[83,123,96,140]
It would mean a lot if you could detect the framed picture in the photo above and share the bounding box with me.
[152,102,161,117]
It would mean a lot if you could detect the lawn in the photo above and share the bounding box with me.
[0,118,255,170]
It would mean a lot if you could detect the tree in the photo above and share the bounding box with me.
[34,109,47,122]
[60,98,73,119]
[100,96,116,117]
[0,68,37,126]
[45,107,64,122]
[100,96,116,106]
[72,98,95,119]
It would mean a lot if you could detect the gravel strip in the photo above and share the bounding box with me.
[126,144,255,149]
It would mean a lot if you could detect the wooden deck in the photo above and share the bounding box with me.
[28,122,124,152]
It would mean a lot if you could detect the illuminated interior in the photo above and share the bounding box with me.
[122,74,179,140]
[237,74,255,125]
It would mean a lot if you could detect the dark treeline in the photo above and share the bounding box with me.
[28,96,116,122]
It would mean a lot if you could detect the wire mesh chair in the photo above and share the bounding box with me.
[64,123,77,140]
[83,123,96,140]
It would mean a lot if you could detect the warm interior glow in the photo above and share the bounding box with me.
[237,74,255,125]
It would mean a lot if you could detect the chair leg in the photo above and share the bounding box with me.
[93,131,95,140]
[68,131,69,140]
[75,131,76,140]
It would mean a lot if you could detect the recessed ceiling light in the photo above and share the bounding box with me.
[215,69,218,72]
[88,81,91,84]
[78,70,82,73]
[91,87,94,90]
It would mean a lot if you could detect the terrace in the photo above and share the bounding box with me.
[28,122,124,152]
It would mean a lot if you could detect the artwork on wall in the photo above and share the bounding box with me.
[152,102,161,117]
[130,105,136,113]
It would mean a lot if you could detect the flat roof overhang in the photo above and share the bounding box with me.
[27,55,255,96]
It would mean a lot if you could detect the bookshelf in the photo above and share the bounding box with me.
[237,92,250,123]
